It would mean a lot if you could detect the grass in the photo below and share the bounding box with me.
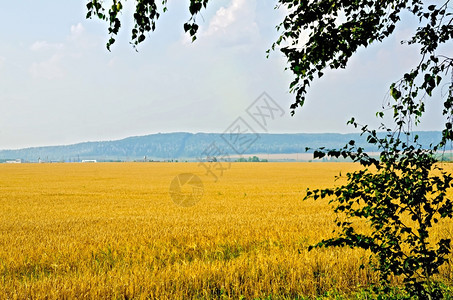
[0,162,452,299]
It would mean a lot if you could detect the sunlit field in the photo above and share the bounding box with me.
[1,162,452,299]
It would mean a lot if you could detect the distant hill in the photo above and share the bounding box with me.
[0,131,444,162]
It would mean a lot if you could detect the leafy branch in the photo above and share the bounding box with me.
[306,122,453,298]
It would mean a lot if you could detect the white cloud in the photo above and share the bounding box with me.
[70,23,85,37]
[28,23,99,79]
[183,0,259,48]
[68,23,100,49]
[205,3,240,35]
[29,54,65,80]
[30,41,64,51]
[29,40,66,79]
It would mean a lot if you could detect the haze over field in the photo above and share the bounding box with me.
[0,1,450,149]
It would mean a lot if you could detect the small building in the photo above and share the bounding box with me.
[5,159,22,164]
[81,160,97,163]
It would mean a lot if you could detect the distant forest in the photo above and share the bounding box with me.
[0,132,446,162]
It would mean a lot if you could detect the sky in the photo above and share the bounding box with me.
[0,0,450,149]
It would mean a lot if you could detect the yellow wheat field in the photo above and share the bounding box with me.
[0,162,452,299]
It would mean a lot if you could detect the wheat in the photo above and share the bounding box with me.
[0,162,451,299]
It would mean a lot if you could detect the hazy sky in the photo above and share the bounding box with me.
[0,1,450,149]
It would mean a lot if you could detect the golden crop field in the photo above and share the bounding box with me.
[0,162,452,299]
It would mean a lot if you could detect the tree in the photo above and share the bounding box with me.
[306,127,453,298]
[85,0,208,50]
[86,0,453,296]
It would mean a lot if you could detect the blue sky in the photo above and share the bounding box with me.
[0,1,449,149]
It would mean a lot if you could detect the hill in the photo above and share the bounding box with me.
[0,131,443,162]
